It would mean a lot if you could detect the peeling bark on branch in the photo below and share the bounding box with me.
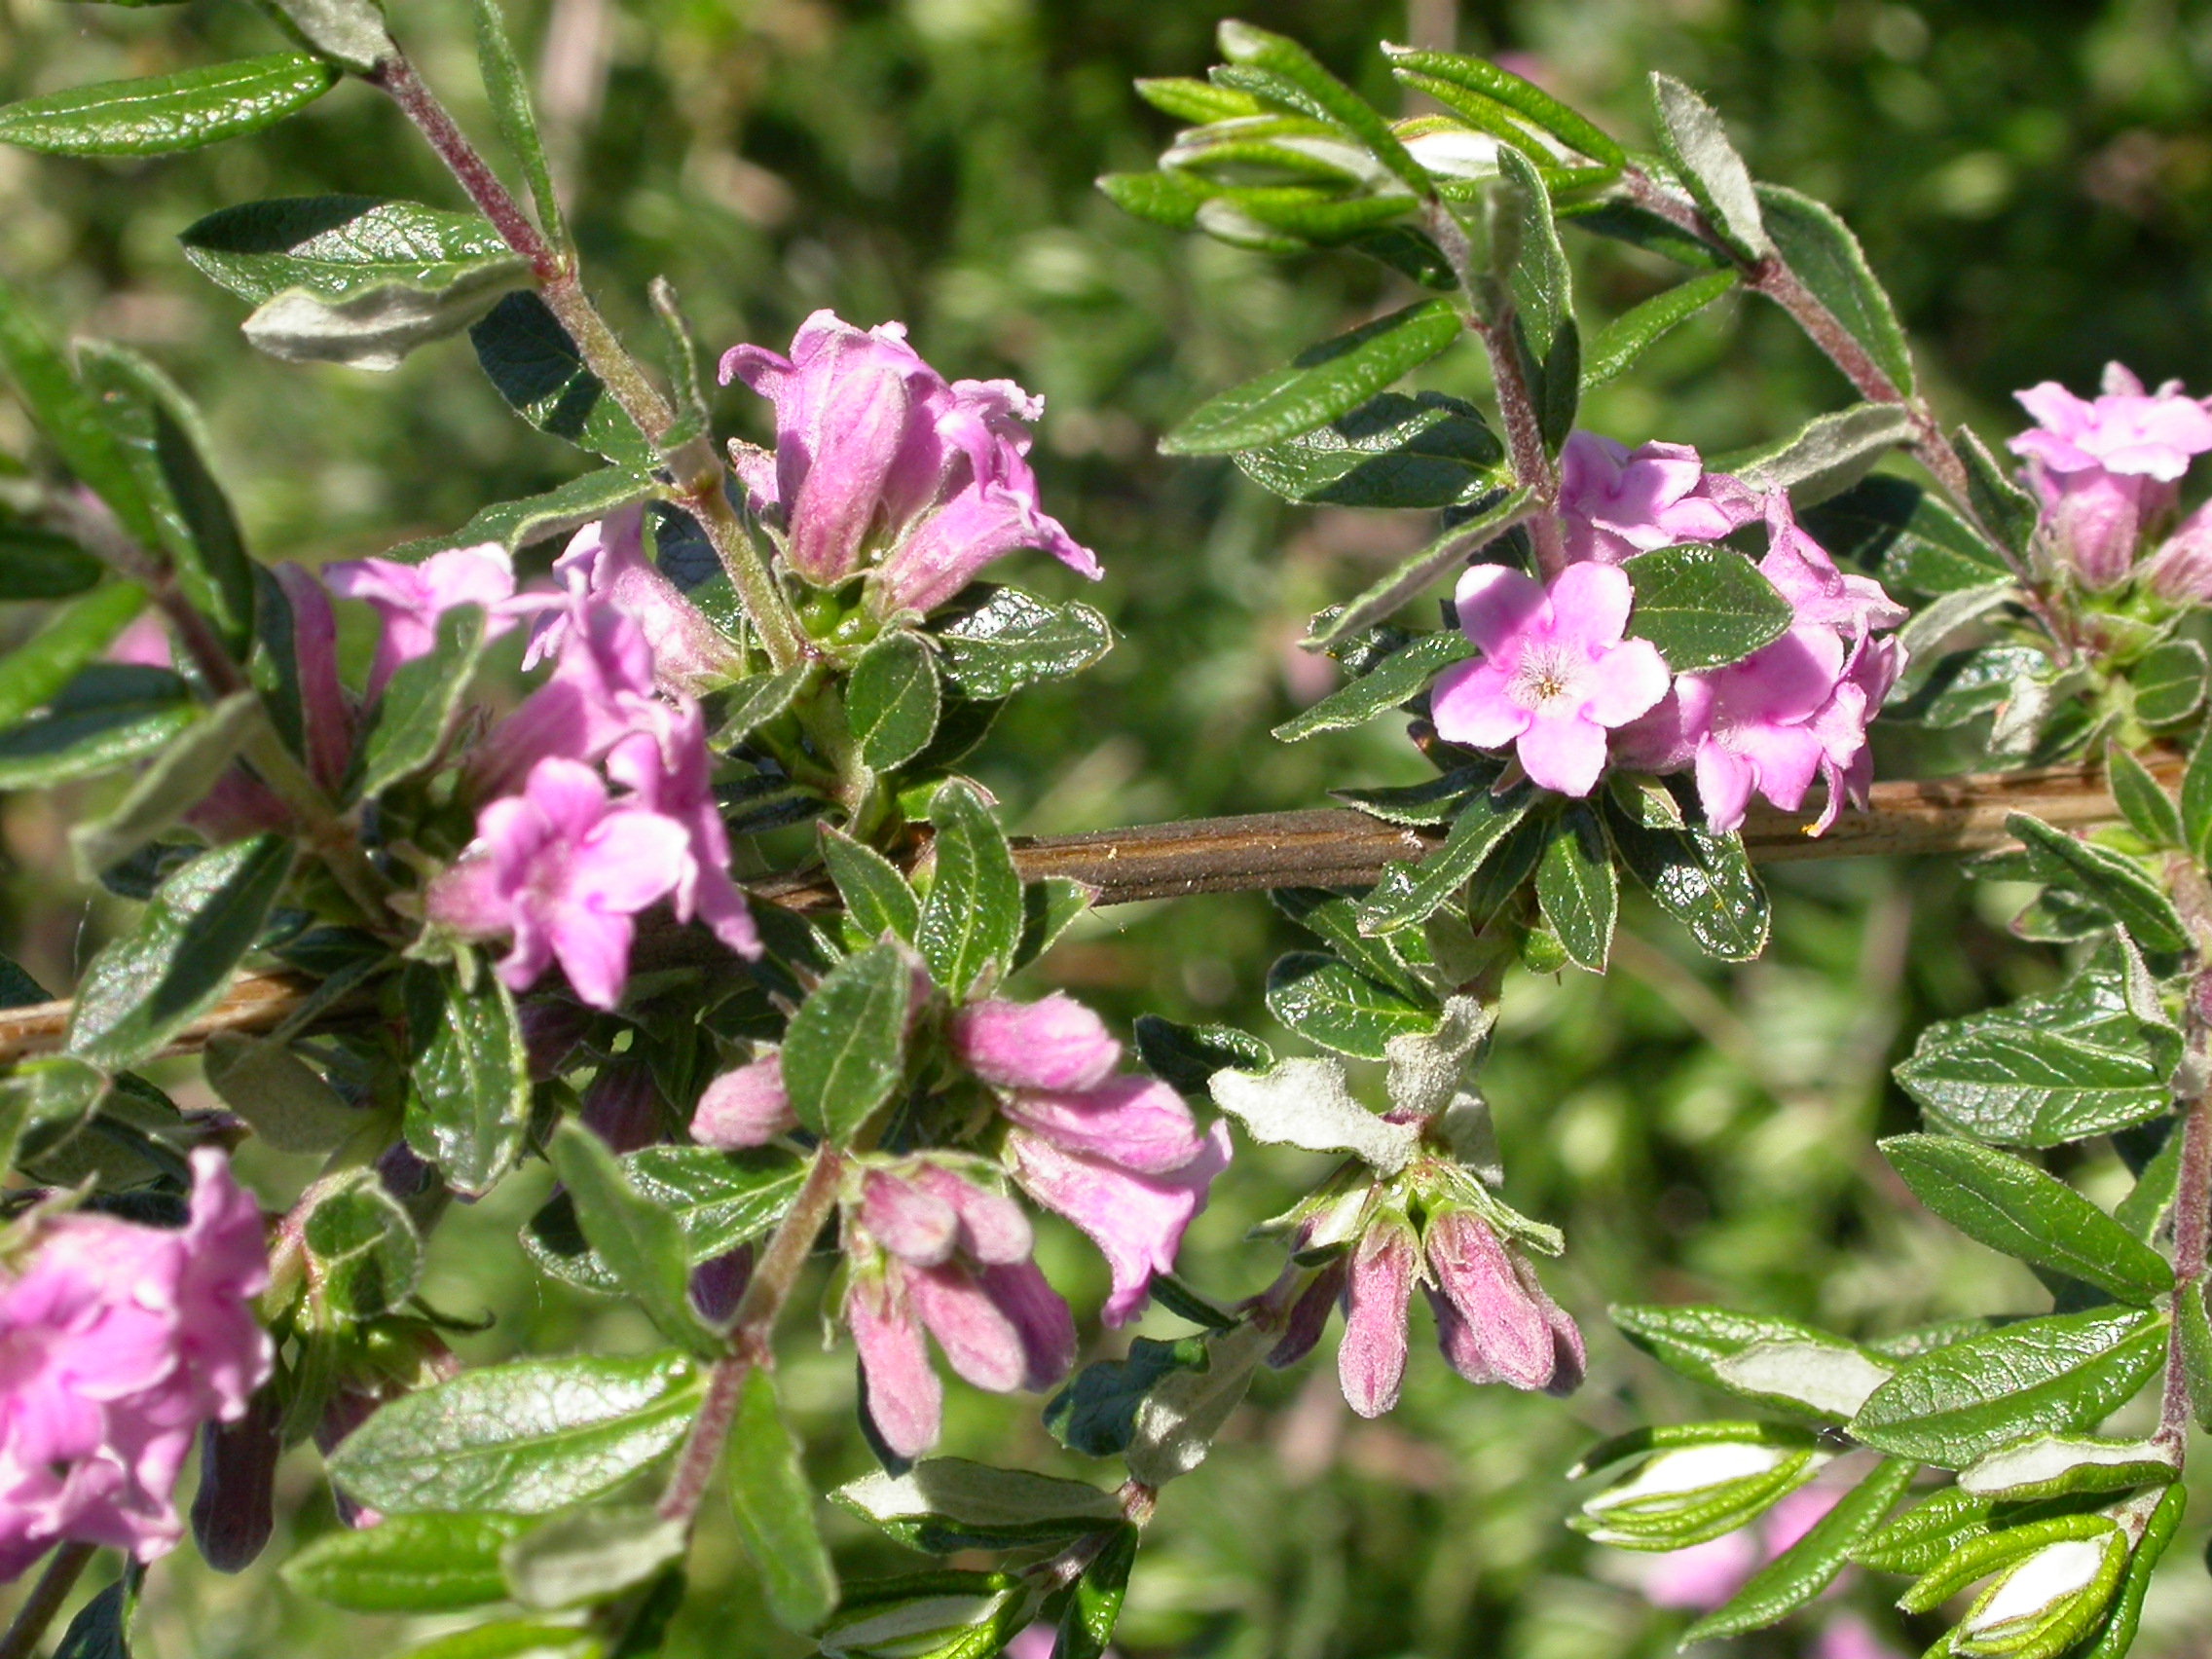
[0,759,2163,1066]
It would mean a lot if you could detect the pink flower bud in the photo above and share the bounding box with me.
[848,1271,942,1460]
[539,507,745,695]
[579,1061,662,1154]
[690,1053,797,1150]
[1337,1217,1417,1418]
[1422,1207,1556,1391]
[951,994,1123,1092]
[1268,1256,1348,1370]
[2143,500,2212,604]
[190,1386,280,1572]
[272,562,353,794]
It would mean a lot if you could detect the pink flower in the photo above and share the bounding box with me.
[719,310,1098,613]
[425,756,689,1010]
[2142,500,2212,605]
[470,593,658,801]
[272,563,354,794]
[1557,433,1760,566]
[953,995,1231,1326]
[1421,1207,1583,1396]
[842,1163,1076,1459]
[0,1150,270,1580]
[325,543,522,699]
[1429,563,1671,796]
[531,508,745,696]
[605,699,761,959]
[2010,363,2212,483]
[691,1053,798,1149]
[104,612,173,670]
[2031,469,2150,590]
[1337,1214,1419,1418]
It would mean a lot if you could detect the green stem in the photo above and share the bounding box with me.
[0,1544,94,1659]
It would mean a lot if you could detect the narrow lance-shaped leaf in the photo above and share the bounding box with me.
[1306,487,1534,648]
[470,0,568,249]
[2007,812,2190,954]
[1356,783,1534,936]
[1722,403,1916,508]
[349,605,487,801]
[0,55,339,157]
[1381,47,1626,169]
[1272,631,1474,741]
[546,1123,717,1358]
[2103,742,2181,849]
[0,664,197,793]
[1752,183,1913,395]
[1163,299,1465,456]
[283,1513,536,1612]
[780,942,911,1145]
[0,276,162,549]
[820,826,920,943]
[0,584,152,736]
[1581,270,1737,390]
[1879,1134,2173,1306]
[69,691,260,878]
[1680,1457,1917,1643]
[1648,74,1770,261]
[727,1368,837,1633]
[1534,804,1617,971]
[1216,21,1427,193]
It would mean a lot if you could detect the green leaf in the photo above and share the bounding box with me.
[1272,631,1474,741]
[1134,76,1264,124]
[2131,638,2207,727]
[1609,1304,1890,1423]
[1955,424,2040,566]
[0,524,101,599]
[253,0,396,74]
[1132,1015,1272,1096]
[2077,1483,2186,1659]
[1272,887,1430,1002]
[1054,1524,1137,1659]
[303,1167,424,1321]
[1850,1486,2004,1574]
[181,197,528,371]
[1648,74,1770,261]
[2180,1281,2212,1431]
[525,1146,806,1293]
[1603,807,1770,961]
[285,1512,535,1611]
[2186,719,2212,865]
[75,344,255,655]
[1623,543,1791,672]
[382,467,658,565]
[818,1572,1024,1659]
[1679,1457,1915,1644]
[389,1624,592,1659]
[471,292,654,469]
[1334,764,1490,827]
[51,1578,132,1659]
[821,827,919,944]
[919,780,1022,999]
[1848,1309,2167,1467]
[202,1030,358,1153]
[1162,298,1463,456]
[1198,189,1417,248]
[1880,1134,2172,1305]
[2007,812,2189,954]
[350,604,486,800]
[728,1368,836,1633]
[470,0,567,250]
[402,960,531,1197]
[1380,48,1625,169]
[1304,487,1535,647]
[0,1055,106,1171]
[711,663,813,746]
[1752,184,1913,394]
[2104,744,2181,849]
[1723,403,1917,508]
[0,276,161,549]
[66,833,291,1070]
[1264,952,1434,1061]
[1800,475,2009,597]
[1356,782,1534,937]
[1123,1320,1272,1487]
[1534,804,1616,971]
[0,583,151,737]
[1495,145,1579,453]
[934,587,1113,700]
[498,1507,685,1611]
[1234,391,1502,510]
[1581,270,1737,390]
[548,1122,716,1356]
[1896,1511,2118,1616]
[1958,1435,2176,1503]
[781,942,911,1145]
[1014,875,1090,971]
[833,1458,1123,1554]
[0,54,338,157]
[1044,1337,1210,1457]
[67,690,258,877]
[1215,20,1426,193]
[847,633,941,771]
[1095,169,1214,231]
[327,1352,703,1515]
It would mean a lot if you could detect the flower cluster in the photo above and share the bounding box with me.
[720,311,1101,618]
[0,1152,270,1578]
[1429,432,1905,830]
[2009,362,2212,602]
[318,517,762,1010]
[692,979,1229,1456]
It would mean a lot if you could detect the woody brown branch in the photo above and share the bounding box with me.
[0,758,2165,1067]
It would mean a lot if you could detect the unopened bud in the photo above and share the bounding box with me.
[2141,500,2212,605]
[192,1387,281,1571]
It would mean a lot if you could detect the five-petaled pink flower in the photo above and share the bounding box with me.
[1429,562,1671,797]
[1557,433,1760,566]
[426,756,688,1010]
[530,508,745,697]
[0,1150,270,1581]
[842,1162,1076,1459]
[719,311,1100,615]
[325,543,523,698]
[952,993,1232,1327]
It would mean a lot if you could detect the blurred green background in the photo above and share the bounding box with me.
[6,0,2212,1655]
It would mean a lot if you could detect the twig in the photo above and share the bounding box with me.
[654,1147,845,1526]
[0,1544,94,1659]
[2158,1088,2212,1447]
[0,758,2157,1067]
